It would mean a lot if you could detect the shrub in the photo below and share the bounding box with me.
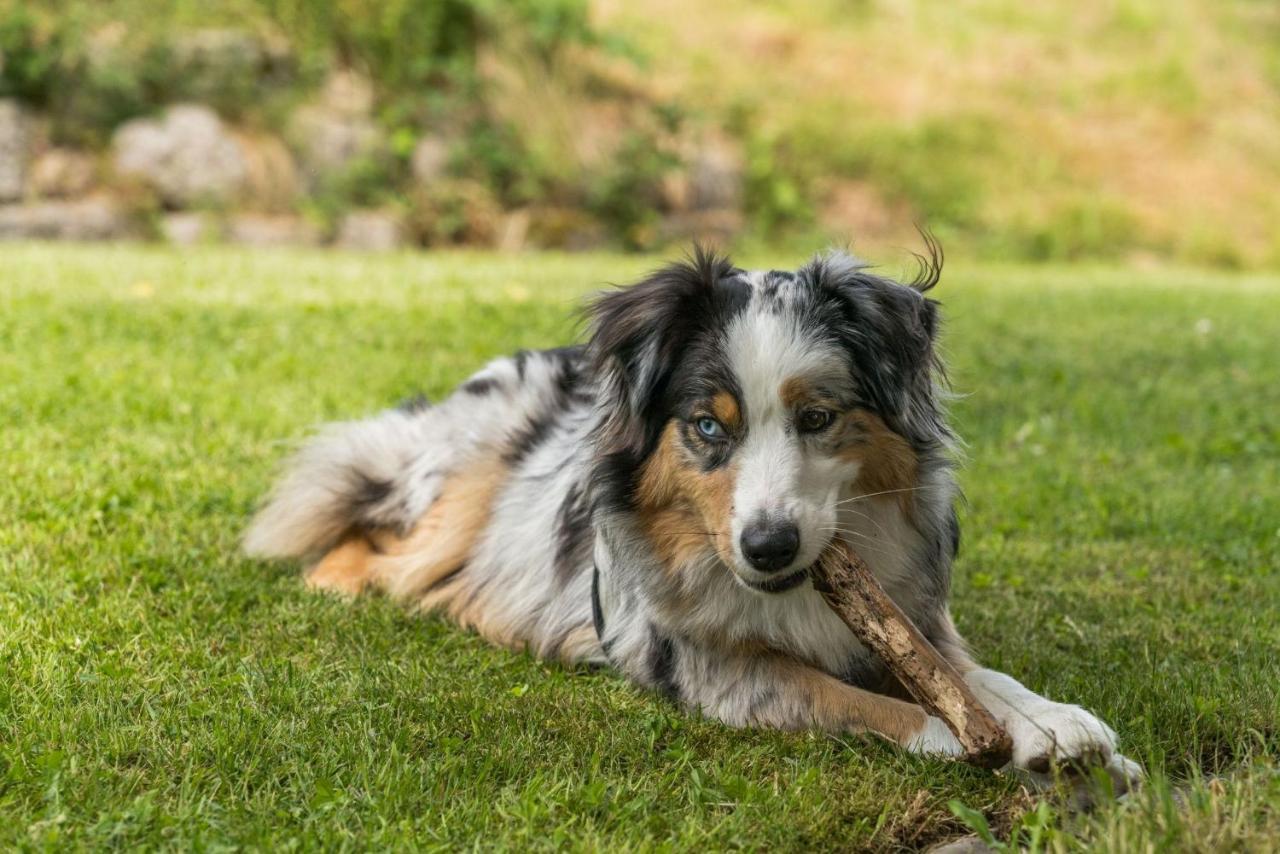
[0,6,63,104]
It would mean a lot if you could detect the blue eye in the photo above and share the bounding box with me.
[695,417,726,440]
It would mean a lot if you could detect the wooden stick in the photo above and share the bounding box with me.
[811,538,1013,769]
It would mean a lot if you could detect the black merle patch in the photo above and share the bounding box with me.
[350,473,393,511]
[461,376,499,395]
[590,564,606,639]
[587,246,751,514]
[503,348,587,466]
[397,393,431,413]
[946,507,961,559]
[647,624,679,701]
[504,411,559,466]
[795,247,949,450]
[553,483,593,586]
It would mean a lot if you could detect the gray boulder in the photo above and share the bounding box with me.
[687,136,744,211]
[160,212,219,246]
[288,70,384,183]
[662,134,745,214]
[410,136,451,185]
[227,213,322,247]
[335,209,406,251]
[113,104,249,207]
[0,99,30,202]
[0,198,132,241]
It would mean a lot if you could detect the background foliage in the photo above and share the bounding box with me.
[2,0,1278,263]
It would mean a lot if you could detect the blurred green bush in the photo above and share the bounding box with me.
[1,0,1277,264]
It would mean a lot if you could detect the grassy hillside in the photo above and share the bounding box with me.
[2,244,1278,848]
[602,0,1280,265]
[3,1,1278,263]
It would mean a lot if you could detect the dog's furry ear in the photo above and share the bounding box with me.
[808,248,948,445]
[906,229,944,294]
[587,246,738,454]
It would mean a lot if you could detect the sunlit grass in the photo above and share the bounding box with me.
[1,243,1277,849]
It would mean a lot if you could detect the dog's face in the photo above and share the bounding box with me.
[590,248,948,595]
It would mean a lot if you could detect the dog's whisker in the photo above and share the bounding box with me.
[816,528,896,558]
[834,485,936,506]
[831,506,892,539]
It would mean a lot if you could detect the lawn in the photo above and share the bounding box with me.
[2,243,1278,850]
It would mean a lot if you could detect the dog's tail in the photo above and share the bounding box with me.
[243,407,433,562]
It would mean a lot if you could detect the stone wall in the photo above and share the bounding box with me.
[0,60,744,253]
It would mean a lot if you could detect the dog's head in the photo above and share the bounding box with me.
[588,244,951,594]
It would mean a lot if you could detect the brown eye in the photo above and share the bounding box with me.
[798,408,835,433]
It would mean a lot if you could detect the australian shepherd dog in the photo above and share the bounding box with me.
[246,245,1139,788]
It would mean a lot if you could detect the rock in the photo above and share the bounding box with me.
[113,104,248,207]
[288,70,384,183]
[927,836,997,854]
[658,208,744,246]
[0,99,30,202]
[226,213,322,247]
[29,149,97,198]
[321,69,375,116]
[335,209,406,251]
[160,212,219,246]
[288,108,382,183]
[659,135,744,214]
[410,136,451,184]
[0,198,132,241]
[686,136,744,211]
[235,132,299,212]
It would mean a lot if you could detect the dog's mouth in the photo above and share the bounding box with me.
[741,567,810,594]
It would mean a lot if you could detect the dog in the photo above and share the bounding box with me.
[245,245,1140,788]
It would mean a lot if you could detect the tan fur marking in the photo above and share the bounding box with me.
[636,421,737,570]
[448,598,525,651]
[307,456,509,607]
[837,411,919,516]
[376,456,509,601]
[779,376,813,410]
[710,391,742,432]
[770,656,928,743]
[307,534,376,596]
[556,624,603,663]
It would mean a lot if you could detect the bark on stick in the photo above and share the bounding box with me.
[811,538,1013,769]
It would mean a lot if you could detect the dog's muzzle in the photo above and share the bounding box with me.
[742,567,809,594]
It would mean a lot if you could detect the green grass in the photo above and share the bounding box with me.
[2,243,1278,850]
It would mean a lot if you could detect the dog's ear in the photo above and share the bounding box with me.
[587,246,738,455]
[809,247,947,444]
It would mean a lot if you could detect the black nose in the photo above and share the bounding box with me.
[740,520,800,572]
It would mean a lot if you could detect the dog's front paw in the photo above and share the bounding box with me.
[904,715,966,758]
[1007,702,1143,792]
[1008,701,1115,770]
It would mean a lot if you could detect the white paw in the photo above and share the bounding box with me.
[1006,702,1143,793]
[1007,701,1116,770]
[904,715,966,758]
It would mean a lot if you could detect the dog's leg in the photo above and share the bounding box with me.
[931,617,1143,789]
[655,640,964,756]
[306,534,377,596]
